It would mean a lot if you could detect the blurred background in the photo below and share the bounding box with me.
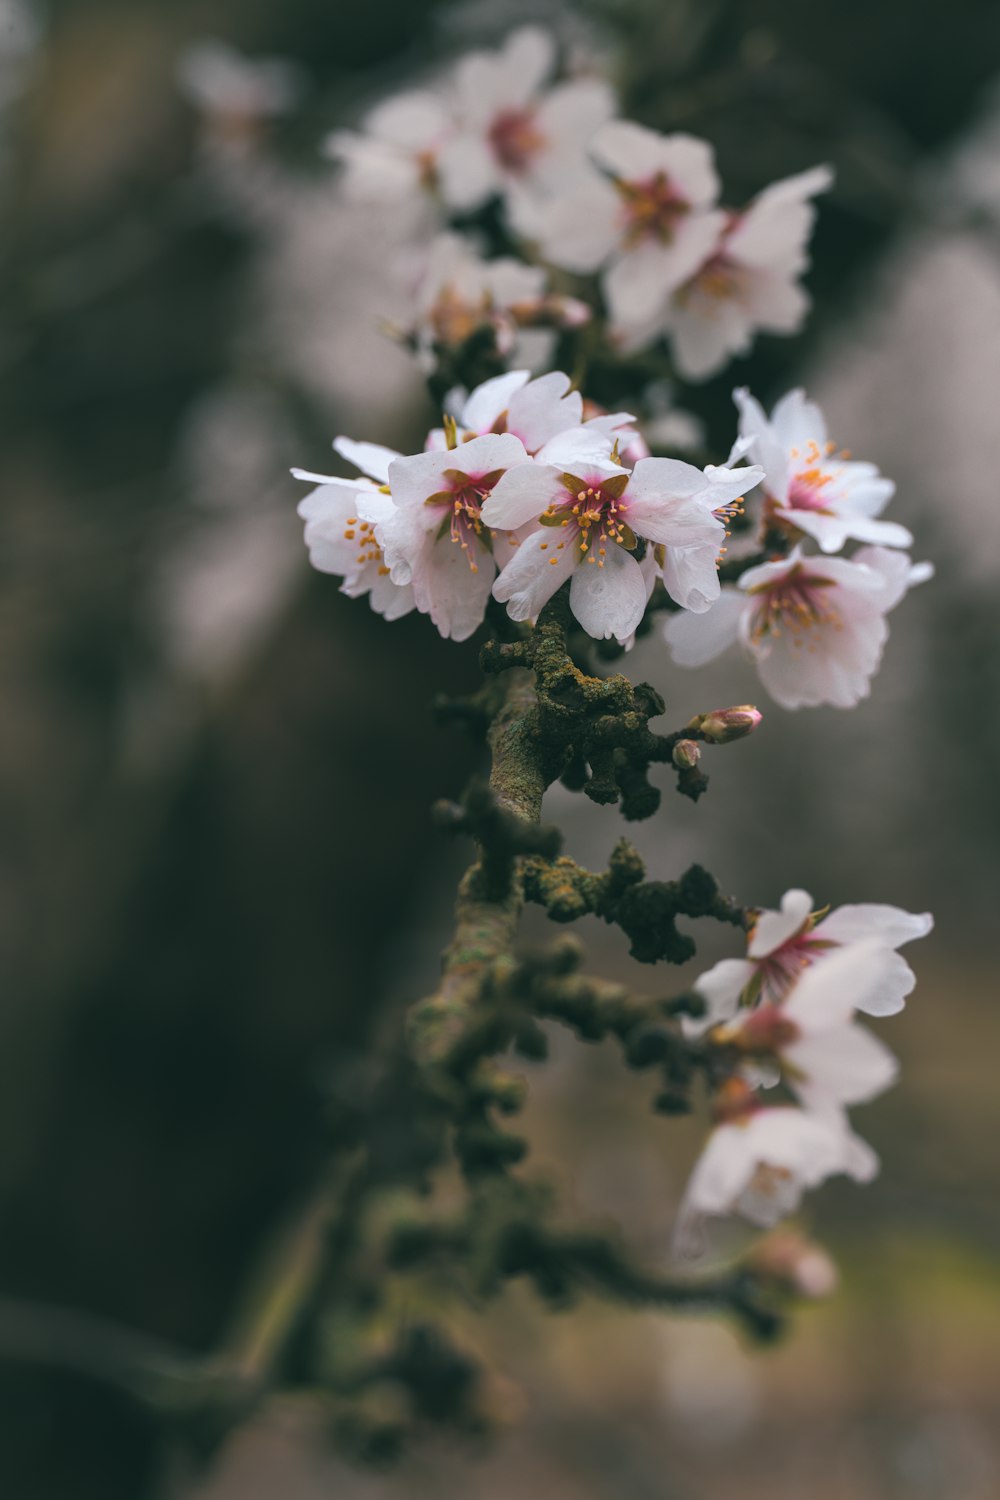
[1,0,999,1495]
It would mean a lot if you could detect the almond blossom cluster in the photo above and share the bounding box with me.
[676,893,932,1254]
[295,368,761,644]
[325,26,831,378]
[276,22,936,1300]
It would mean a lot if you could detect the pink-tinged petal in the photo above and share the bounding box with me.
[628,454,711,501]
[787,510,913,555]
[461,369,531,434]
[535,77,616,158]
[669,295,753,381]
[628,489,725,550]
[533,174,623,272]
[733,387,790,500]
[748,889,814,958]
[367,568,415,621]
[604,216,727,321]
[661,542,722,613]
[481,462,565,530]
[747,271,810,334]
[663,587,744,667]
[333,436,400,484]
[691,957,756,1030]
[421,538,496,642]
[363,90,451,149]
[507,370,583,452]
[590,123,719,206]
[492,526,577,620]
[787,1023,898,1108]
[769,387,828,453]
[534,425,618,470]
[727,165,833,268]
[569,545,648,641]
[378,505,432,587]
[388,433,529,507]
[815,904,933,950]
[436,134,500,211]
[851,546,928,612]
[782,942,899,1027]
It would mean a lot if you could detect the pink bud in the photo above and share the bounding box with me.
[672,739,702,771]
[689,705,762,744]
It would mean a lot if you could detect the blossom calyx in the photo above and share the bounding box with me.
[688,704,763,743]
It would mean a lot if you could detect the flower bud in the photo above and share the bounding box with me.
[672,738,702,771]
[688,705,762,744]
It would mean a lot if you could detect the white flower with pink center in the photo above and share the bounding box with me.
[292,438,415,621]
[674,1082,875,1255]
[378,433,529,642]
[325,90,454,204]
[693,887,932,1031]
[528,120,726,331]
[481,429,760,641]
[735,387,912,553]
[408,234,550,372]
[435,27,615,213]
[655,165,833,377]
[427,369,585,456]
[664,544,933,709]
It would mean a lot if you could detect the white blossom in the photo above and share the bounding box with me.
[482,428,760,641]
[693,887,932,1029]
[735,386,912,553]
[292,438,415,621]
[675,1091,874,1255]
[659,166,833,379]
[407,234,550,372]
[664,544,933,709]
[429,369,585,454]
[716,943,901,1117]
[529,121,726,332]
[326,91,453,204]
[379,432,530,641]
[435,27,615,213]
[178,39,303,124]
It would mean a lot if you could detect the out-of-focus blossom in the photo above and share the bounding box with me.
[482,427,759,640]
[664,544,933,709]
[178,39,303,134]
[717,942,901,1116]
[379,432,530,641]
[435,26,615,213]
[735,387,912,553]
[406,233,553,373]
[693,887,933,1028]
[675,1082,875,1255]
[528,121,726,332]
[326,91,453,204]
[292,438,415,621]
[428,369,584,453]
[657,167,833,378]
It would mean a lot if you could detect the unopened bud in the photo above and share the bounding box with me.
[688,705,762,744]
[746,1228,839,1300]
[672,739,702,771]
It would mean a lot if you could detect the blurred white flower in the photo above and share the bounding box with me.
[659,166,833,378]
[693,886,932,1028]
[735,386,912,553]
[528,121,726,331]
[675,1086,874,1255]
[178,39,303,126]
[665,544,933,709]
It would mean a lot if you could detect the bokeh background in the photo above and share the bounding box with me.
[1,0,999,1496]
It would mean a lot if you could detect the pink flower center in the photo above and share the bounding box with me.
[784,441,846,514]
[538,471,633,569]
[488,107,547,173]
[747,563,840,646]
[736,1001,801,1051]
[425,466,505,572]
[678,250,745,307]
[618,171,690,247]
